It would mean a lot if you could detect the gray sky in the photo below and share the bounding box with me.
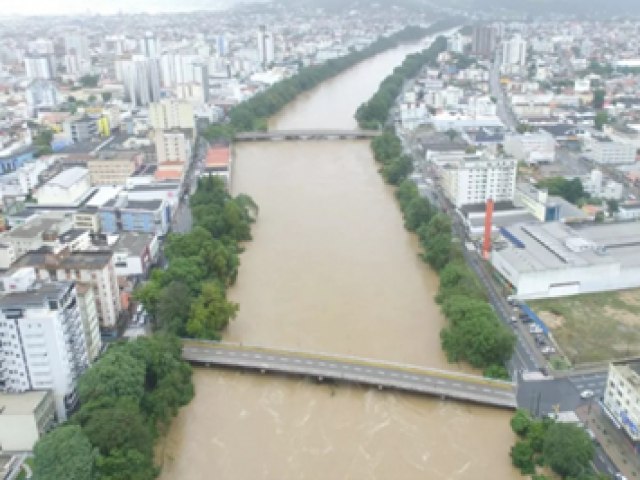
[4,0,246,15]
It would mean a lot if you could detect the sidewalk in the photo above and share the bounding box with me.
[576,402,640,478]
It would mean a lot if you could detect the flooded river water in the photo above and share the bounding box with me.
[158,37,517,480]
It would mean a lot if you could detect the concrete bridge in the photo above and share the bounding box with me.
[234,129,380,142]
[182,340,518,409]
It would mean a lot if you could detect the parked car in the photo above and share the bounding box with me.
[580,389,594,399]
[541,346,556,355]
[529,324,543,334]
[535,335,546,346]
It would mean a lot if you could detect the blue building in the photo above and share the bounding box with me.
[99,197,170,236]
[0,145,36,174]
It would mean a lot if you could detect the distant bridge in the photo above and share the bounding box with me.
[234,129,380,142]
[182,340,517,409]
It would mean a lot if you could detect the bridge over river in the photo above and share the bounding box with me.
[182,340,518,409]
[234,129,380,142]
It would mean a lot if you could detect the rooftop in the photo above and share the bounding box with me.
[114,232,154,256]
[0,391,51,416]
[45,167,88,189]
[0,281,73,310]
[3,213,70,239]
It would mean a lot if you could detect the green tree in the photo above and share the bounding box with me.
[32,425,95,480]
[403,196,434,232]
[186,281,239,339]
[543,422,595,478]
[606,199,619,214]
[483,364,509,379]
[78,349,145,404]
[155,281,192,334]
[510,409,532,437]
[437,262,485,303]
[79,398,153,456]
[511,440,535,474]
[95,448,157,480]
[422,232,452,271]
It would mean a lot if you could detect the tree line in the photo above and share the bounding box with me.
[355,35,448,129]
[203,18,461,143]
[32,335,194,480]
[371,132,515,375]
[509,409,603,479]
[135,175,258,340]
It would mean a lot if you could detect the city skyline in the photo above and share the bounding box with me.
[3,0,256,16]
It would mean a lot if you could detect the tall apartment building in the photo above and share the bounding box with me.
[257,25,275,67]
[24,55,54,80]
[603,361,640,444]
[149,100,195,130]
[64,32,91,75]
[16,250,121,329]
[471,26,497,58]
[116,55,161,107]
[438,153,517,207]
[0,282,89,420]
[154,129,192,164]
[502,34,527,67]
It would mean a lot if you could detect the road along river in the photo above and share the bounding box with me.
[158,36,518,480]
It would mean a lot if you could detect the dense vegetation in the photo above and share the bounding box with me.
[203,18,460,143]
[509,409,602,479]
[135,176,258,340]
[32,335,194,480]
[536,176,587,204]
[372,132,515,373]
[356,35,448,129]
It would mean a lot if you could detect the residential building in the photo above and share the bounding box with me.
[437,153,517,208]
[34,167,91,206]
[603,361,640,445]
[504,131,556,164]
[74,284,101,363]
[87,151,144,186]
[617,202,640,221]
[25,80,61,118]
[99,196,170,236]
[24,55,54,80]
[64,32,91,75]
[0,282,89,420]
[502,35,527,68]
[0,212,74,260]
[257,25,275,67]
[154,129,192,164]
[116,55,161,107]
[515,183,588,223]
[603,125,640,150]
[73,207,100,232]
[149,100,195,131]
[14,250,121,329]
[112,232,158,278]
[0,145,36,175]
[471,26,497,58]
[202,145,231,183]
[582,169,623,200]
[63,115,99,143]
[491,222,640,299]
[583,135,636,165]
[0,391,55,451]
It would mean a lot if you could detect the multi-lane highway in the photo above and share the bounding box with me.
[182,341,518,409]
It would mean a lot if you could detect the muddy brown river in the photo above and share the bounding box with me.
[158,37,517,480]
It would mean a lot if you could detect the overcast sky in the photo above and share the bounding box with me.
[4,0,249,15]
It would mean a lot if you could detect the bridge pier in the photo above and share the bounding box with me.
[378,385,383,390]
[318,376,323,382]
[261,369,266,374]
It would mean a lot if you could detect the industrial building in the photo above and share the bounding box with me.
[491,221,640,299]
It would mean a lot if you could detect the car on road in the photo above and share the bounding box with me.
[529,324,543,334]
[615,474,628,480]
[580,389,594,399]
[541,346,556,355]
[539,367,549,376]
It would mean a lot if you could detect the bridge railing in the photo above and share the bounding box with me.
[181,339,515,391]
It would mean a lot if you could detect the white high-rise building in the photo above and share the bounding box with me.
[65,32,91,74]
[117,55,161,107]
[502,35,527,67]
[27,39,55,55]
[257,25,275,67]
[140,32,160,58]
[437,153,517,207]
[26,79,61,117]
[24,55,54,80]
[149,100,195,130]
[0,282,89,420]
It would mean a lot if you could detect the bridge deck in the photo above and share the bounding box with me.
[182,341,517,409]
[234,129,379,141]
